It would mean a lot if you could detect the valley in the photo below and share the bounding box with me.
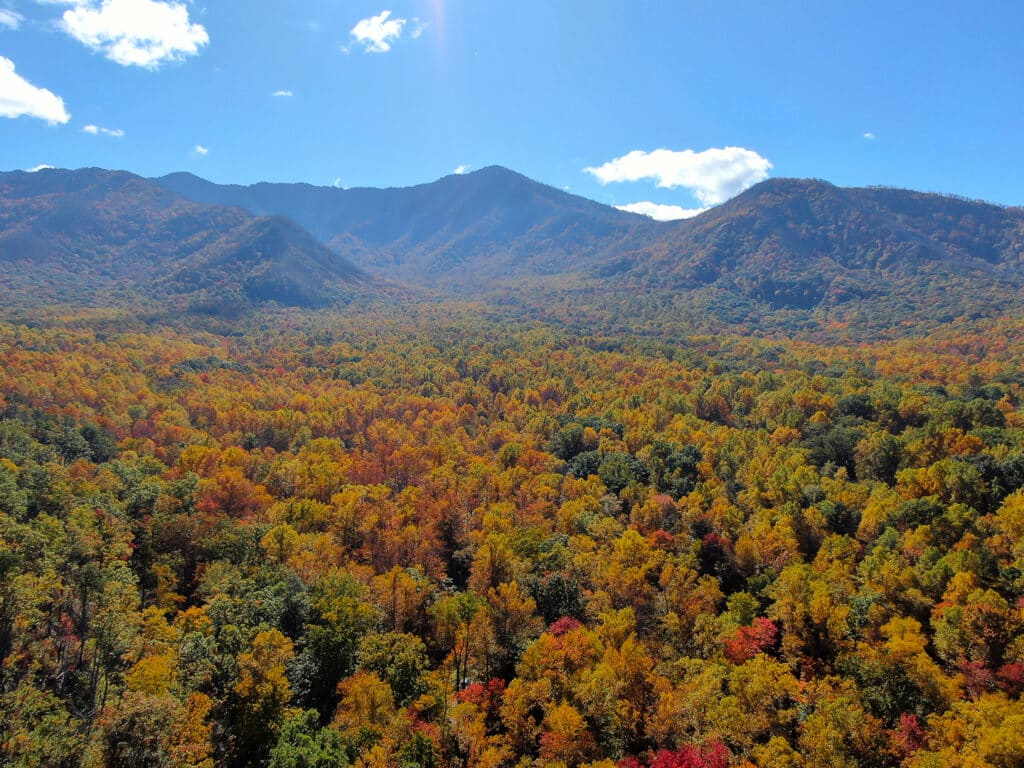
[1,166,1023,768]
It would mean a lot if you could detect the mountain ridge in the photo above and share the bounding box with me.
[0,167,371,314]
[154,168,1024,298]
[156,164,654,288]
[4,165,1024,333]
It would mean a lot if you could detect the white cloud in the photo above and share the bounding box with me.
[332,177,342,188]
[584,146,772,206]
[61,0,209,69]
[863,131,876,140]
[409,19,427,39]
[27,164,54,172]
[616,201,707,222]
[452,164,469,175]
[350,10,405,53]
[194,144,208,155]
[0,56,71,124]
[82,123,124,136]
[0,9,23,29]
[272,89,293,97]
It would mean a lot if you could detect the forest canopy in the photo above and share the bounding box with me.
[1,308,1023,768]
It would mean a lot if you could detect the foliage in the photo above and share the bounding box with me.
[2,310,1024,768]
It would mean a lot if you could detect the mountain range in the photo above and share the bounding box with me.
[156,166,652,288]
[2,165,1023,333]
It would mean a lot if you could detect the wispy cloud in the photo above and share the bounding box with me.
[272,89,293,97]
[350,10,422,53]
[82,123,124,137]
[0,56,71,124]
[194,144,208,155]
[863,131,876,140]
[332,177,342,188]
[585,146,772,206]
[0,8,23,29]
[452,164,469,175]
[60,0,209,69]
[616,201,707,221]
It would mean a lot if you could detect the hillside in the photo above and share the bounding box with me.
[5,166,1024,333]
[0,168,368,314]
[157,166,652,287]
[618,178,1024,308]
[559,179,1024,334]
[156,168,1024,331]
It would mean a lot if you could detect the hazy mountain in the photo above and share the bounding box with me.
[156,166,652,287]
[5,165,1023,332]
[0,168,368,313]
[157,168,1024,322]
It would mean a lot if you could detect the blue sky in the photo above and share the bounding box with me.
[1,1,1022,219]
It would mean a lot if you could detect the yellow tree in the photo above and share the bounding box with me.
[234,629,295,759]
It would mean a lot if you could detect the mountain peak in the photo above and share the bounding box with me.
[159,171,207,185]
[462,165,527,180]
[734,177,839,199]
[154,163,643,288]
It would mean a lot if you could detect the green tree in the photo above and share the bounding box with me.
[358,632,429,707]
[269,709,347,768]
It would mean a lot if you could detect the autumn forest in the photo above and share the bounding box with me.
[3,300,1024,768]
[4,0,1024,761]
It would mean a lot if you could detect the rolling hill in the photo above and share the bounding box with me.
[0,168,368,314]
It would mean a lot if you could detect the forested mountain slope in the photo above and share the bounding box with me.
[0,168,369,313]
[5,165,1024,333]
[157,168,1024,331]
[157,166,651,287]
[609,178,1024,311]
